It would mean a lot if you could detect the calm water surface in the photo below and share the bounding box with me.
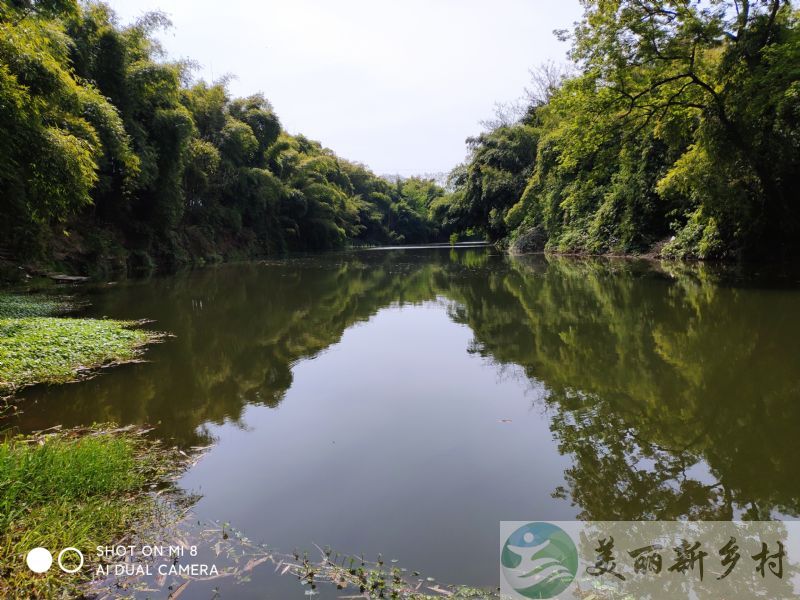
[9,247,800,597]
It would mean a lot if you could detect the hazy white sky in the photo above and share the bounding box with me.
[107,0,583,175]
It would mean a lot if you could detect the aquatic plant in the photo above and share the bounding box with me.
[0,294,161,398]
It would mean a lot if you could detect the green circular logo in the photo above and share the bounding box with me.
[501,522,578,598]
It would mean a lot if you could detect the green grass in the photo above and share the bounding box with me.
[0,294,157,396]
[0,295,171,596]
[0,428,176,597]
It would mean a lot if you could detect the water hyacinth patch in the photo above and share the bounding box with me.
[0,294,161,397]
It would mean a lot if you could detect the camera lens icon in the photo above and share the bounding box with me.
[26,547,84,573]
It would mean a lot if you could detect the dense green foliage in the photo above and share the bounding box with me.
[0,0,446,274]
[2,0,797,264]
[443,0,800,259]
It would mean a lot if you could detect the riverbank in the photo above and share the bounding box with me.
[0,294,161,399]
[0,425,189,598]
[0,294,177,596]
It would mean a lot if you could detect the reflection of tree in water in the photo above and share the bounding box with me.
[9,252,452,445]
[448,256,800,521]
[9,250,800,520]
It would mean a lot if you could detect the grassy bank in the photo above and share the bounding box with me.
[0,295,184,596]
[0,426,183,597]
[0,294,159,398]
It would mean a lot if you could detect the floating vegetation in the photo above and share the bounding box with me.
[0,294,75,318]
[0,293,163,398]
[90,518,500,599]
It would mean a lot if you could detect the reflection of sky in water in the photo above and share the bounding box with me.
[179,303,573,595]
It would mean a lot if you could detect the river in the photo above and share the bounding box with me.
[8,246,800,597]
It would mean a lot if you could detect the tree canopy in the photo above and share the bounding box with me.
[0,0,448,273]
[442,0,800,260]
[1,0,797,268]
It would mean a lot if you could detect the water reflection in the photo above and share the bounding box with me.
[451,256,800,520]
[7,249,800,523]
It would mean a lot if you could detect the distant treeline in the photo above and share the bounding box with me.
[443,0,800,260]
[0,0,455,275]
[2,0,799,273]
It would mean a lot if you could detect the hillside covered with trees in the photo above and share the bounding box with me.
[442,0,800,260]
[0,0,450,275]
[1,0,798,273]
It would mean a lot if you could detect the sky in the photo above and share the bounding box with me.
[107,0,583,176]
